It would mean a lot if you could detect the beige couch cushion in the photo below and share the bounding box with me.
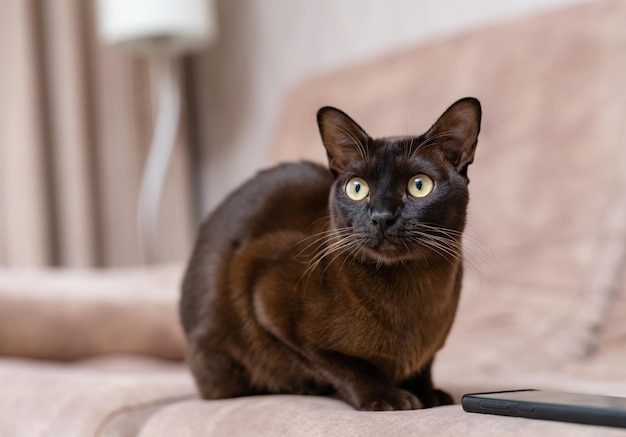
[272,0,626,377]
[560,268,626,381]
[137,393,626,437]
[0,356,194,437]
[0,265,186,360]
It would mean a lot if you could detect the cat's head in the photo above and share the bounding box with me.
[317,98,481,264]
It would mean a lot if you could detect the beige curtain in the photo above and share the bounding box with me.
[0,0,195,267]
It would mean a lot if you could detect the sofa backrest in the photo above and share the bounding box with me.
[271,0,626,373]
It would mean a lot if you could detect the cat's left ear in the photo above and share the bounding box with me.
[317,106,371,175]
[425,97,482,179]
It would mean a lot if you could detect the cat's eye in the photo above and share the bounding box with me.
[345,177,369,201]
[407,174,434,198]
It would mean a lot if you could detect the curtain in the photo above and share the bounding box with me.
[0,0,195,267]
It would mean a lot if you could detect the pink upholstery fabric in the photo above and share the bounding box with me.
[273,0,626,378]
[137,394,626,437]
[0,356,194,437]
[0,265,186,360]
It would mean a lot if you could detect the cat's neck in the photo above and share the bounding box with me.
[318,245,461,299]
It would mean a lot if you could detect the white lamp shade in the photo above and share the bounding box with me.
[96,0,217,55]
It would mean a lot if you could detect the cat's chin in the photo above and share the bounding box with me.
[360,241,417,265]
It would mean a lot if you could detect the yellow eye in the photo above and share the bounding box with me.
[407,174,434,198]
[345,177,369,201]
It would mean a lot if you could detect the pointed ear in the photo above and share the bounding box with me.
[317,106,370,174]
[425,97,482,178]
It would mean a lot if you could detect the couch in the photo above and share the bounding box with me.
[2,1,626,435]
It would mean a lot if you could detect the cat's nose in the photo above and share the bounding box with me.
[370,210,396,232]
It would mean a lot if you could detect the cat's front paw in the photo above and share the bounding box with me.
[419,388,454,408]
[359,388,423,411]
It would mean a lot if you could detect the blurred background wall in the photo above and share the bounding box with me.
[0,0,591,268]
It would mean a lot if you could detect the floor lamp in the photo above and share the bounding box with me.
[96,0,217,262]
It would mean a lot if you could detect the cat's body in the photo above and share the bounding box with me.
[180,98,482,410]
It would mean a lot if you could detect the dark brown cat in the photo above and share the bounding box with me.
[180,97,481,411]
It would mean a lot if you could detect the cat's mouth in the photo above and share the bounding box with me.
[371,237,396,251]
[361,236,406,262]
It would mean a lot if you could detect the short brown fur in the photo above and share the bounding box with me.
[180,98,482,410]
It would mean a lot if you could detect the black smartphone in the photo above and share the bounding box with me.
[462,389,626,429]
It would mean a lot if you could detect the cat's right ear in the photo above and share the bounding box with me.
[317,107,370,175]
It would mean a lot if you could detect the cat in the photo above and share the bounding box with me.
[180,97,482,411]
